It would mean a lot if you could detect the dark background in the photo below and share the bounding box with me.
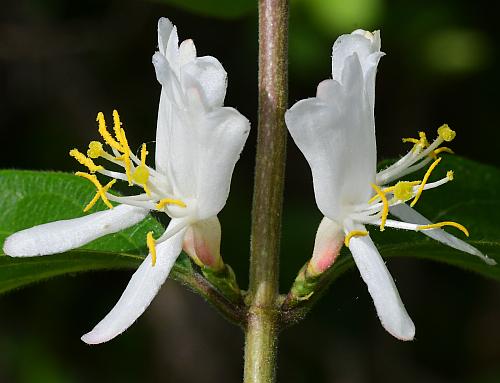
[1,0,499,382]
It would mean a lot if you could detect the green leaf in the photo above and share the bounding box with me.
[152,0,255,19]
[0,170,194,294]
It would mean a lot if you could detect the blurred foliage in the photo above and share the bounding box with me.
[424,28,491,74]
[151,0,255,18]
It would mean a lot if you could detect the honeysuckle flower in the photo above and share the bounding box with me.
[3,17,250,344]
[285,29,494,341]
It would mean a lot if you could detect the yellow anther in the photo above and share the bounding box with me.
[132,165,151,195]
[75,172,115,211]
[447,170,454,181]
[87,141,103,159]
[418,131,430,147]
[433,147,454,156]
[417,221,469,237]
[112,110,123,143]
[81,179,116,212]
[156,198,187,210]
[410,157,442,207]
[132,166,149,185]
[146,231,157,266]
[371,184,389,231]
[437,124,456,142]
[402,137,420,144]
[344,230,369,247]
[132,143,151,195]
[380,180,420,197]
[97,112,123,152]
[393,181,419,201]
[69,149,103,173]
[403,131,429,148]
[140,143,148,166]
[110,111,133,185]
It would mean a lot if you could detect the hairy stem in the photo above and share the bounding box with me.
[243,0,288,382]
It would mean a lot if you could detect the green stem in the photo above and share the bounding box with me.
[243,0,288,382]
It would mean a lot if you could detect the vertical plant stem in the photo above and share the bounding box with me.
[243,0,288,382]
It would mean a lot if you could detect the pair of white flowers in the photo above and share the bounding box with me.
[3,19,493,343]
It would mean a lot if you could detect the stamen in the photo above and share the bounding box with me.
[393,181,420,201]
[402,137,420,144]
[437,124,456,142]
[370,184,389,231]
[128,143,151,194]
[402,131,429,151]
[140,143,148,166]
[418,131,430,147]
[410,157,442,207]
[69,149,103,173]
[344,230,369,247]
[112,110,133,185]
[112,110,123,143]
[75,172,115,211]
[156,198,187,209]
[87,141,103,159]
[146,231,157,266]
[97,112,123,152]
[380,180,420,194]
[433,147,454,156]
[417,221,469,237]
[132,166,151,195]
[447,170,454,181]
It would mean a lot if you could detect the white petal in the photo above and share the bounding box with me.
[81,222,187,344]
[191,107,250,218]
[178,39,197,66]
[157,17,174,57]
[389,203,495,265]
[285,55,376,221]
[347,224,415,340]
[332,30,384,107]
[3,205,149,257]
[182,56,227,108]
[154,89,197,198]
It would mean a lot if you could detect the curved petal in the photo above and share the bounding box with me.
[191,106,250,218]
[285,55,376,221]
[3,205,149,257]
[347,223,415,340]
[182,56,227,108]
[332,30,384,107]
[157,17,174,58]
[389,203,496,265]
[81,222,188,344]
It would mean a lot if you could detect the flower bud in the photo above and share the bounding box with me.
[183,216,224,271]
[307,217,344,276]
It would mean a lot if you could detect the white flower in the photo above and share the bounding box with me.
[285,29,494,341]
[3,17,250,344]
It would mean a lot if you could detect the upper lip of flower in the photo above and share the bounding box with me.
[285,28,494,341]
